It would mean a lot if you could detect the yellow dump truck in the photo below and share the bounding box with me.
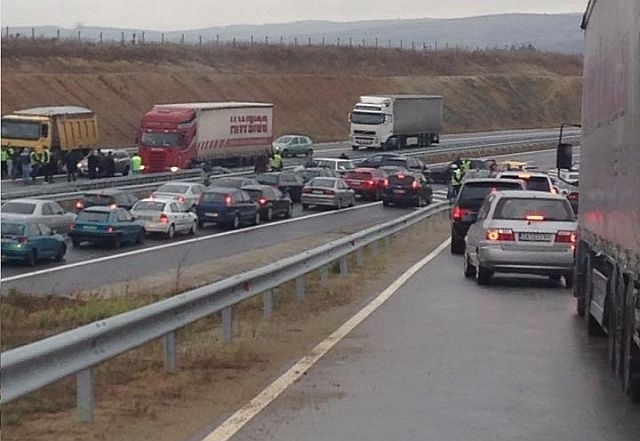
[1,106,99,171]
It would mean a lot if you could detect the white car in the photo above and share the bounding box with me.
[312,157,356,175]
[151,182,207,210]
[130,198,198,239]
[1,198,76,234]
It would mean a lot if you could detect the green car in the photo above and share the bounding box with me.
[69,206,145,248]
[1,220,67,266]
[273,135,314,158]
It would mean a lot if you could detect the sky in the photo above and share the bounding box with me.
[1,0,587,30]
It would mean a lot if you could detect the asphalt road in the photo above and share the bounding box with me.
[222,248,640,441]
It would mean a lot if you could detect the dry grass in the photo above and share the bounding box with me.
[2,212,450,441]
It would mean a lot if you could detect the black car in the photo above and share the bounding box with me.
[241,184,294,221]
[382,172,433,207]
[255,171,306,202]
[359,153,429,177]
[208,176,259,189]
[294,167,339,183]
[450,178,526,254]
[75,188,139,213]
[431,159,490,184]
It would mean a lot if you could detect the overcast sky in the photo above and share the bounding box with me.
[1,0,587,30]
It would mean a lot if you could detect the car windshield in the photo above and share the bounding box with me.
[346,171,373,180]
[140,132,180,147]
[256,174,279,185]
[243,189,264,200]
[275,136,294,144]
[76,211,111,222]
[201,192,227,203]
[156,184,189,194]
[133,201,166,211]
[1,222,25,236]
[1,202,37,214]
[388,174,417,185]
[502,175,551,192]
[209,178,243,188]
[350,112,385,125]
[309,178,335,188]
[493,198,574,221]
[1,119,41,140]
[458,182,523,208]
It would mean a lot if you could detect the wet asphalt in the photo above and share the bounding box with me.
[225,248,640,441]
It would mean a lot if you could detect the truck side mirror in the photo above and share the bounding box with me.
[556,143,573,170]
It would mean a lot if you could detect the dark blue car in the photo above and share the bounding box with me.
[69,206,145,248]
[196,187,260,229]
[1,220,67,266]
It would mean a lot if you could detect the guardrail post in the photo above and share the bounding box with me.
[262,290,273,318]
[356,248,364,267]
[296,276,306,300]
[77,368,95,423]
[222,307,233,343]
[340,256,348,277]
[164,332,177,373]
[320,265,329,287]
[371,240,379,255]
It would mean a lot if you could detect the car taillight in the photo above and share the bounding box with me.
[383,179,389,188]
[486,228,515,241]
[411,180,420,189]
[258,197,267,205]
[75,201,84,210]
[302,187,311,193]
[367,180,375,186]
[159,213,169,224]
[225,195,233,207]
[18,236,29,244]
[109,204,117,209]
[555,230,576,244]
[567,192,579,201]
[106,226,114,233]
[452,206,470,221]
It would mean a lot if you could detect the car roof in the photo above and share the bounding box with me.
[241,184,273,191]
[309,176,339,181]
[352,167,377,172]
[315,157,352,162]
[204,186,241,193]
[158,181,195,187]
[82,206,118,212]
[3,198,44,204]
[136,197,172,204]
[462,178,524,185]
[83,188,127,195]
[493,190,566,200]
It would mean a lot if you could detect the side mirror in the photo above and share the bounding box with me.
[556,143,573,169]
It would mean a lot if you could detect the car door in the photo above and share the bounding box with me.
[48,201,72,233]
[35,223,58,258]
[40,202,56,230]
[169,202,187,231]
[240,191,256,221]
[466,195,493,259]
[115,209,135,240]
[269,187,284,214]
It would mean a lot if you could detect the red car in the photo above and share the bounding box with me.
[345,166,409,200]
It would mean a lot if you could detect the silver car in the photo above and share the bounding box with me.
[131,198,198,239]
[464,190,577,286]
[151,182,207,210]
[313,158,356,176]
[1,198,76,234]
[301,177,356,210]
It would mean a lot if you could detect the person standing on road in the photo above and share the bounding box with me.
[30,149,41,182]
[449,165,464,200]
[270,148,283,171]
[1,147,9,179]
[66,150,79,182]
[11,148,21,180]
[131,152,142,175]
[42,148,54,183]
[105,151,116,177]
[87,151,98,179]
[20,148,32,184]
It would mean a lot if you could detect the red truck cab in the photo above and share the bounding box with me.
[137,107,197,173]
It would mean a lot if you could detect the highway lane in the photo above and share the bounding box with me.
[221,247,640,441]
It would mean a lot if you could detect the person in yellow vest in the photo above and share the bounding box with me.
[270,147,283,171]
[131,152,143,175]
[30,149,42,181]
[449,164,464,200]
[1,147,10,179]
[42,148,54,183]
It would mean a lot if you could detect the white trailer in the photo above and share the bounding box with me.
[573,0,640,401]
[349,95,442,151]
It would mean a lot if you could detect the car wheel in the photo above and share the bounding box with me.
[26,250,37,267]
[349,196,355,207]
[253,212,260,226]
[198,219,205,228]
[136,230,145,244]
[285,204,293,218]
[189,221,197,235]
[282,149,290,158]
[122,166,130,176]
[230,214,240,230]
[549,275,562,283]
[266,207,273,221]
[302,203,309,211]
[167,224,175,239]
[564,272,574,289]
[463,251,475,278]
[450,239,465,255]
[375,189,382,201]
[382,199,390,207]
[416,196,424,207]
[71,237,81,248]
[307,148,314,157]
[476,263,492,285]
[336,199,342,210]
[54,245,66,262]
[113,236,122,249]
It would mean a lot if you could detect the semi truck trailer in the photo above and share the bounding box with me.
[136,102,273,173]
[573,0,640,401]
[349,95,442,151]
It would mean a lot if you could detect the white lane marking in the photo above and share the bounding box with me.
[200,238,451,441]
[1,202,381,283]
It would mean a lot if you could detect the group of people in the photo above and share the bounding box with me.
[1,147,57,184]
[84,150,117,180]
[253,147,286,174]
[448,157,474,199]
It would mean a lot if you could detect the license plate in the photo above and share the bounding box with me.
[312,190,324,194]
[519,233,552,242]
[206,212,219,218]
[394,189,406,194]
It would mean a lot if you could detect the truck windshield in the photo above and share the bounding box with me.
[350,112,384,125]
[1,120,41,140]
[141,132,180,147]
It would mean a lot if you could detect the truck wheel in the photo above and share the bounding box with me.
[281,149,290,158]
[54,245,66,262]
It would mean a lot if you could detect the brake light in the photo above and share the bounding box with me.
[526,215,545,221]
[555,230,576,244]
[398,174,405,179]
[109,204,117,209]
[452,206,470,221]
[18,236,29,244]
[302,187,311,193]
[159,213,169,224]
[411,180,420,189]
[486,228,515,241]
[367,180,375,186]
[224,195,233,207]
[567,192,579,201]
[383,179,389,188]
[258,197,267,205]
[75,201,84,210]
[106,226,114,233]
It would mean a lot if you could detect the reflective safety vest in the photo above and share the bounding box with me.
[131,154,142,171]
[270,153,282,169]
[451,168,463,186]
[42,149,51,164]
[0,149,8,161]
[462,159,472,172]
[30,151,42,165]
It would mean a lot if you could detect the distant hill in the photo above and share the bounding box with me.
[6,13,584,53]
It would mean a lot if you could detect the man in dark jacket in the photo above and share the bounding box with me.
[87,151,97,179]
[105,151,116,177]
[66,151,79,182]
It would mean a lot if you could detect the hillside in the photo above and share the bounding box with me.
[1,42,582,146]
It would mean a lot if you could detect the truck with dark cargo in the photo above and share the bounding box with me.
[136,102,273,173]
[349,95,442,151]
[572,0,640,401]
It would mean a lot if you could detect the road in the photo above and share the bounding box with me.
[218,247,640,441]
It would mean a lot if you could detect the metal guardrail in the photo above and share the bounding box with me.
[0,202,449,421]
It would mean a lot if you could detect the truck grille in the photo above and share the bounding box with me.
[148,151,167,171]
[354,130,376,135]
